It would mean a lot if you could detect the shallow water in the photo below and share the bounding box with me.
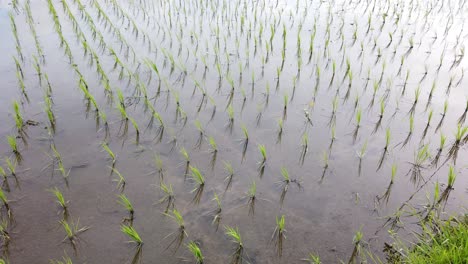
[0,0,467,263]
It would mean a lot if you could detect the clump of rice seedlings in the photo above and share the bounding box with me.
[299,133,308,165]
[223,161,235,191]
[101,142,116,168]
[446,125,468,164]
[0,189,11,219]
[408,86,421,115]
[376,164,397,206]
[401,114,414,148]
[118,194,134,225]
[303,252,321,264]
[5,158,16,179]
[282,94,288,120]
[356,140,368,176]
[187,241,203,264]
[276,118,284,144]
[7,136,22,163]
[329,124,336,151]
[128,117,140,145]
[377,128,391,171]
[121,224,143,263]
[226,104,235,132]
[211,192,222,230]
[180,148,190,178]
[225,226,244,264]
[352,108,362,143]
[151,111,165,143]
[304,109,314,127]
[319,151,330,183]
[111,168,126,192]
[437,166,457,207]
[153,155,165,180]
[164,209,187,252]
[12,101,24,133]
[271,215,286,257]
[156,181,175,213]
[121,225,143,246]
[407,145,430,186]
[194,120,205,149]
[49,144,69,182]
[373,99,385,133]
[420,110,434,142]
[60,219,89,249]
[425,81,437,111]
[49,187,68,218]
[208,136,218,169]
[44,95,56,134]
[189,166,205,204]
[348,229,364,264]
[50,255,72,264]
[435,100,449,132]
[257,145,267,177]
[431,134,446,167]
[457,99,468,125]
[240,125,249,161]
[277,167,301,206]
[245,180,256,215]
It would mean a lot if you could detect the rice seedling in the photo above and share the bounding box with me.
[12,101,24,133]
[303,253,321,264]
[318,150,331,183]
[118,194,134,225]
[420,109,433,142]
[408,86,421,115]
[435,100,449,132]
[352,108,362,143]
[180,147,190,178]
[226,104,235,132]
[0,189,11,220]
[194,119,204,149]
[60,219,89,249]
[101,142,116,168]
[446,125,468,164]
[299,133,308,165]
[121,223,144,263]
[121,225,143,246]
[276,118,284,144]
[432,166,457,211]
[225,226,245,264]
[348,229,364,264]
[211,192,222,230]
[153,154,165,180]
[257,144,267,176]
[401,114,414,148]
[189,166,205,204]
[271,215,286,257]
[277,167,301,206]
[164,209,187,252]
[157,181,175,213]
[457,99,468,125]
[376,164,397,207]
[208,136,218,169]
[50,255,72,264]
[187,241,204,264]
[372,99,385,133]
[407,145,430,186]
[431,134,446,167]
[49,187,68,218]
[377,128,391,171]
[111,168,126,192]
[245,180,256,215]
[7,136,22,163]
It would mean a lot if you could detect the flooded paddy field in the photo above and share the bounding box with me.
[0,0,467,263]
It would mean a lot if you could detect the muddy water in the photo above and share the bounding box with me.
[0,0,467,263]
